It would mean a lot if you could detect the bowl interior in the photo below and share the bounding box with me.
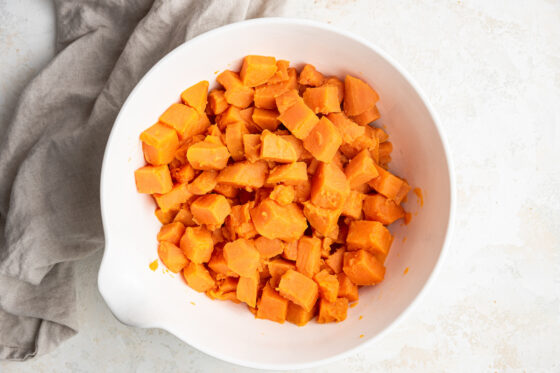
[99,18,452,369]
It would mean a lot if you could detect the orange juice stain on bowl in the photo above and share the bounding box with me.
[403,267,409,275]
[404,212,412,225]
[413,187,424,206]
[350,302,359,308]
[149,260,158,271]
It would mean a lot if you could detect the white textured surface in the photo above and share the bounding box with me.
[1,0,559,371]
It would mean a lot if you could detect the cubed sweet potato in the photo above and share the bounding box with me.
[254,236,284,259]
[158,241,189,273]
[323,77,344,103]
[173,206,195,226]
[188,170,218,195]
[180,226,214,263]
[181,80,209,113]
[317,297,348,323]
[302,116,342,163]
[250,199,308,242]
[314,269,339,302]
[343,249,385,285]
[217,160,268,189]
[326,112,365,146]
[225,121,249,161]
[208,89,229,115]
[269,184,295,205]
[208,247,238,278]
[337,272,359,302]
[135,165,173,194]
[240,55,277,87]
[275,89,303,114]
[363,194,405,225]
[368,164,410,204]
[303,85,340,114]
[277,269,318,312]
[190,193,231,226]
[281,240,298,261]
[159,103,206,140]
[296,236,322,278]
[310,162,350,209]
[325,248,345,274]
[186,141,230,170]
[346,220,393,256]
[351,105,380,126]
[237,271,259,307]
[157,222,186,246]
[341,190,365,220]
[286,301,316,326]
[140,123,179,166]
[155,207,178,224]
[345,149,379,189]
[298,64,325,87]
[170,164,195,184]
[260,130,297,163]
[302,201,341,238]
[223,238,260,277]
[226,203,258,240]
[183,262,215,292]
[343,75,379,116]
[277,101,319,140]
[242,134,261,163]
[267,162,308,185]
[153,183,192,211]
[268,258,296,280]
[256,283,288,323]
[267,59,290,84]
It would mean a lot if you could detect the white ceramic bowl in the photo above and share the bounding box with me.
[99,18,454,370]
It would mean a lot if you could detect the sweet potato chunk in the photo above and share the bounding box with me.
[303,116,342,162]
[135,165,173,194]
[268,258,296,279]
[225,86,254,109]
[314,269,339,302]
[277,269,318,312]
[275,89,302,114]
[171,164,195,184]
[224,121,249,161]
[226,203,258,239]
[323,76,344,103]
[351,105,380,126]
[378,141,393,166]
[327,112,365,146]
[298,64,325,87]
[180,226,214,263]
[242,134,261,163]
[346,220,393,256]
[286,301,316,326]
[317,298,348,323]
[159,103,206,140]
[260,130,297,163]
[223,238,260,277]
[187,141,230,170]
[254,82,289,109]
[255,236,284,258]
[278,101,319,140]
[217,160,268,189]
[325,248,345,274]
[173,206,195,226]
[343,249,385,285]
[368,164,410,204]
[310,162,350,209]
[158,241,188,273]
[345,149,379,189]
[343,75,379,116]
[208,89,228,115]
[267,162,308,185]
[208,247,238,278]
[363,194,405,225]
[153,183,192,211]
[155,207,178,224]
[190,194,231,226]
[181,80,209,113]
[341,190,365,220]
[237,271,259,307]
[269,184,295,205]
[337,272,359,302]
[183,262,215,292]
[240,55,277,87]
[252,108,280,131]
[303,85,340,114]
[157,222,185,246]
[296,236,322,278]
[250,199,307,241]
[140,123,179,166]
[302,201,341,238]
[257,283,288,323]
[188,170,218,195]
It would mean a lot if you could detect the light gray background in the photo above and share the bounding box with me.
[1,0,559,372]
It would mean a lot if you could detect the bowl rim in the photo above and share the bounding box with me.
[98,16,456,370]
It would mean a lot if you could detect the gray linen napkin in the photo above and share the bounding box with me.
[0,0,287,361]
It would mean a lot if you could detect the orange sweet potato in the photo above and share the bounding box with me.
[242,134,261,163]
[159,103,207,140]
[153,183,192,211]
[325,248,345,274]
[173,206,196,226]
[310,162,350,209]
[280,134,307,160]
[225,85,254,109]
[208,89,229,115]
[155,207,178,224]
[326,112,365,146]
[303,85,341,114]
[186,141,230,170]
[216,105,244,130]
[296,236,322,278]
[378,141,393,165]
[275,89,303,114]
[269,184,295,205]
[345,149,379,189]
[180,226,214,263]
[341,190,365,220]
[208,247,238,278]
[317,297,348,323]
[190,193,231,226]
[223,238,260,277]
[183,262,215,292]
[298,64,325,87]
[343,75,379,116]
[286,301,316,326]
[314,269,339,302]
[277,101,319,140]
[256,283,288,323]
[181,80,209,113]
[170,164,195,184]
[267,60,290,84]
[240,55,277,87]
[343,249,385,285]
[158,241,189,273]
[368,164,410,204]
[217,160,268,189]
[250,199,307,241]
[302,201,341,238]
[363,194,405,225]
[226,203,258,240]
[224,121,249,161]
[255,236,284,259]
[237,271,259,307]
[254,82,288,110]
[351,105,380,126]
[135,165,173,194]
[303,116,342,162]
[337,272,359,302]
[267,162,308,185]
[157,222,185,246]
[260,130,297,163]
[293,180,312,203]
[277,269,319,312]
[140,123,179,166]
[217,70,243,90]
[213,183,239,199]
[346,220,393,256]
[323,77,344,103]
[188,170,218,195]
